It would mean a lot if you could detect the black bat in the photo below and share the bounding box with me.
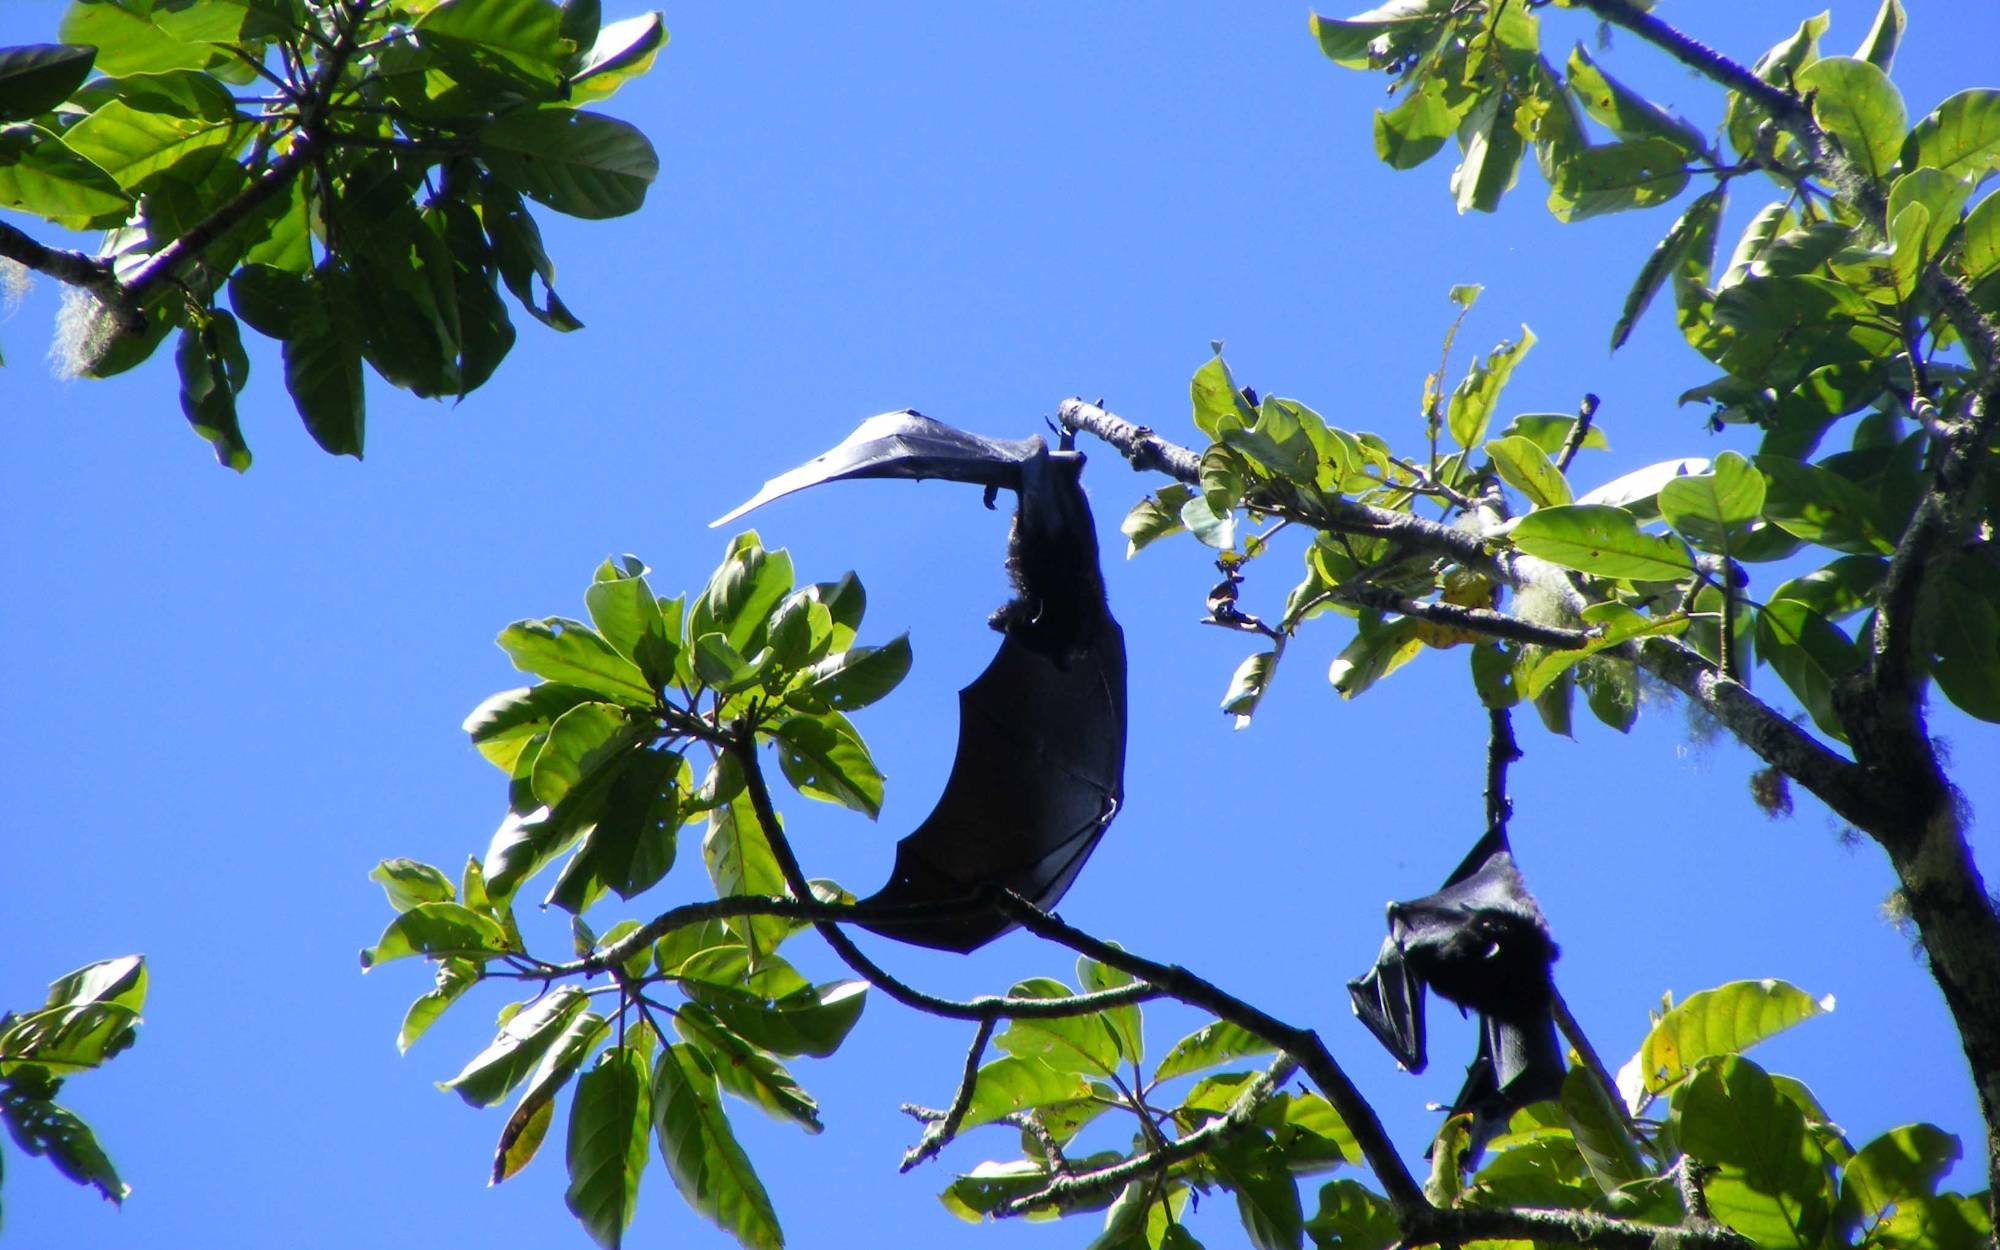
[1347,828,1566,1154]
[714,410,1127,952]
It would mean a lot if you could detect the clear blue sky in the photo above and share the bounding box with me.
[5,3,1998,1247]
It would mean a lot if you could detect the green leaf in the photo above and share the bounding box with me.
[1217,1143,1305,1250]
[1308,2,1456,69]
[690,533,795,656]
[1305,1179,1399,1250]
[1485,434,1571,508]
[1754,455,1896,554]
[1613,188,1725,351]
[174,314,252,470]
[1837,1123,1959,1234]
[1178,491,1237,550]
[549,747,686,910]
[0,45,96,122]
[1854,0,1905,71]
[770,712,883,817]
[58,1,210,75]
[370,858,456,911]
[1674,1057,1833,1250]
[1074,954,1144,1069]
[1155,1020,1276,1083]
[42,956,146,1016]
[952,1056,1091,1133]
[566,1045,652,1250]
[1560,1066,1644,1192]
[1509,504,1695,581]
[0,1094,128,1203]
[359,901,512,968]
[1546,137,1689,222]
[1447,326,1534,449]
[60,99,248,198]
[1373,77,1460,170]
[674,1002,822,1134]
[1565,44,1704,153]
[1452,89,1524,215]
[0,1004,141,1077]
[1500,412,1609,457]
[569,12,666,104]
[1617,979,1832,1111]
[493,1009,609,1183]
[1658,450,1765,550]
[994,978,1123,1077]
[1905,89,2000,184]
[281,264,365,457]
[1756,598,1860,741]
[1122,486,1191,555]
[784,635,911,713]
[1328,616,1424,698]
[530,701,636,809]
[653,1043,785,1250]
[0,124,131,226]
[440,986,589,1108]
[464,683,602,772]
[416,0,570,97]
[1521,603,1685,701]
[1889,166,1975,261]
[1796,56,1905,183]
[1925,551,2000,722]
[1191,353,1256,439]
[398,957,480,1054]
[687,980,867,1059]
[1220,650,1278,727]
[479,175,583,330]
[699,756,789,962]
[479,109,658,220]
[1725,13,1828,164]
[498,617,654,707]
[1961,189,2000,282]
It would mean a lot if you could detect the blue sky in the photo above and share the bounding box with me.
[5,3,1998,1247]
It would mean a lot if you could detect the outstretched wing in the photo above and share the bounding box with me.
[712,410,1043,527]
[861,619,1126,952]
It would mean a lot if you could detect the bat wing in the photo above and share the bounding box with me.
[1347,936,1428,1073]
[860,618,1127,952]
[712,410,1044,527]
[1450,1013,1567,1157]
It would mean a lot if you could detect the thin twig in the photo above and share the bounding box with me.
[900,1018,997,1172]
[1553,393,1599,474]
[1483,705,1521,843]
[1549,986,1645,1145]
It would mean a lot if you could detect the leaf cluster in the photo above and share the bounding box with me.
[0,955,147,1225]
[0,0,665,466]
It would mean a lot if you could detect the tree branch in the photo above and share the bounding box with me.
[1407,1202,1754,1250]
[0,223,128,316]
[1483,705,1522,842]
[899,1017,997,1172]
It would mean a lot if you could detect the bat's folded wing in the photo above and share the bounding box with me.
[712,410,1045,526]
[860,622,1127,952]
[1348,936,1429,1073]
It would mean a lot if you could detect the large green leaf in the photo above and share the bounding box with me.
[1754,455,1896,554]
[1565,44,1704,153]
[685,979,867,1059]
[995,978,1122,1078]
[1447,327,1534,449]
[1560,1066,1643,1192]
[1925,551,2000,722]
[58,1,210,75]
[359,901,512,968]
[1796,56,1906,182]
[281,265,366,456]
[439,986,589,1108]
[370,858,456,912]
[0,44,96,122]
[174,312,251,470]
[1617,979,1832,1111]
[479,108,658,219]
[699,756,790,961]
[1756,598,1860,741]
[1154,1020,1276,1082]
[1509,504,1695,581]
[0,123,131,226]
[1305,1179,1399,1250]
[1674,1057,1833,1250]
[1905,89,2000,185]
[548,747,685,910]
[653,1043,784,1250]
[398,957,481,1054]
[416,0,570,96]
[1452,89,1524,215]
[1658,450,1765,550]
[674,1003,822,1134]
[1373,77,1462,170]
[566,1044,652,1250]
[783,635,911,713]
[493,1009,609,1183]
[465,683,603,772]
[1328,615,1424,698]
[1546,137,1689,222]
[1486,434,1571,508]
[60,100,246,197]
[0,1093,128,1203]
[498,617,654,707]
[770,712,883,817]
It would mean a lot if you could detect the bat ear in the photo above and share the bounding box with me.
[1347,938,1428,1073]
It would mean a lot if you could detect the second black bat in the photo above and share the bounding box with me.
[714,410,1127,952]
[1347,828,1566,1153]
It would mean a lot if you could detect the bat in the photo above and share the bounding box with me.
[1347,829,1566,1154]
[714,410,1127,952]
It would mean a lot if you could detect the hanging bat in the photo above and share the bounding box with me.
[714,410,1127,952]
[1347,829,1566,1154]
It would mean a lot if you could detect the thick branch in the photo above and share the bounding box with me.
[1408,1203,1753,1250]
[1483,705,1521,842]
[120,142,315,308]
[998,1054,1299,1216]
[0,223,128,314]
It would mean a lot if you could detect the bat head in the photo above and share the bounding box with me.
[1390,835,1556,1024]
[992,448,1108,663]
